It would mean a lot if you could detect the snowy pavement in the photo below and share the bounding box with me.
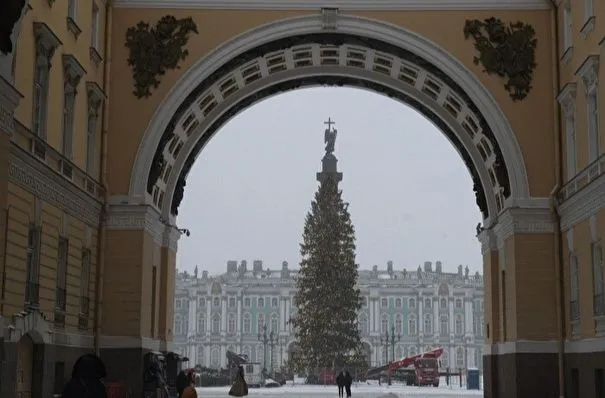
[196,383,483,397]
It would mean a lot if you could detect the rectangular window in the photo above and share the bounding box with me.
[91,3,100,49]
[570,254,580,321]
[32,64,49,138]
[565,115,577,180]
[587,94,600,163]
[79,248,92,328]
[54,237,69,326]
[563,3,572,51]
[68,0,77,20]
[25,224,41,308]
[584,0,595,21]
[593,242,604,316]
[62,87,76,159]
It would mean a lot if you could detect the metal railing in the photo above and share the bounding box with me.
[559,152,605,202]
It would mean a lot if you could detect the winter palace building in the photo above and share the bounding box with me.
[173,260,485,372]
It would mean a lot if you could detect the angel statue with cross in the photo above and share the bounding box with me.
[324,117,337,154]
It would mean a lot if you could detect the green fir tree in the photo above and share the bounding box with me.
[290,175,362,372]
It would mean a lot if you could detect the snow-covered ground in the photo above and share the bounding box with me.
[196,377,483,397]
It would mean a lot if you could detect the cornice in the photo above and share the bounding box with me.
[113,0,550,10]
[560,172,605,231]
[105,204,164,245]
[8,144,102,226]
[492,206,555,248]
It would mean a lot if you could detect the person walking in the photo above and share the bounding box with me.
[61,354,107,398]
[344,370,353,397]
[229,365,249,396]
[180,370,198,398]
[336,370,346,397]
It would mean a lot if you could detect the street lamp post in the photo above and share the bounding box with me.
[258,323,276,378]
[380,325,401,386]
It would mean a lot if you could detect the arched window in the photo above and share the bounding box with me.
[381,314,388,333]
[424,314,432,334]
[455,314,463,335]
[271,313,279,332]
[395,346,403,360]
[257,313,265,333]
[197,314,206,333]
[212,314,220,334]
[455,299,463,309]
[228,313,236,333]
[408,315,417,335]
[199,298,205,307]
[229,297,236,307]
[213,297,220,307]
[395,314,403,334]
[358,314,368,334]
[258,297,265,308]
[440,316,449,336]
[456,347,465,367]
[242,345,251,361]
[424,298,431,309]
[395,298,402,307]
[440,298,447,309]
[441,351,449,368]
[175,316,182,334]
[409,298,416,308]
[196,346,205,366]
[243,313,251,333]
[210,348,220,368]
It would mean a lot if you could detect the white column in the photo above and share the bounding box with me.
[220,344,226,367]
[433,298,439,338]
[188,293,197,336]
[280,298,285,331]
[374,299,379,332]
[369,299,374,332]
[468,346,475,368]
[285,298,291,331]
[464,298,473,336]
[221,297,227,331]
[237,296,242,333]
[418,295,424,335]
[204,345,210,367]
[448,298,454,337]
[206,299,211,333]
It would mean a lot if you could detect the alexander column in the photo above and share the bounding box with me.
[317,117,343,184]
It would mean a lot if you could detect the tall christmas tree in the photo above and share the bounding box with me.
[290,118,363,371]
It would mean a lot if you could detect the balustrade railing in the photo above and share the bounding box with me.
[559,153,605,202]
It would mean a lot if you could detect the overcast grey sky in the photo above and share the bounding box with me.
[176,87,483,276]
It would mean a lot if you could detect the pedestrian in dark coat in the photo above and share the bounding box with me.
[176,370,189,397]
[344,370,353,397]
[336,371,346,397]
[61,353,107,398]
[228,366,248,396]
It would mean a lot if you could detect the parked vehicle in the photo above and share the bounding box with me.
[366,347,443,387]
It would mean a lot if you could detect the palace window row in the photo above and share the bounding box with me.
[356,313,471,336]
[377,297,467,309]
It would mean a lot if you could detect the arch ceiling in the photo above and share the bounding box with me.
[129,14,531,227]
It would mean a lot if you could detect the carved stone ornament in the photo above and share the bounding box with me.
[463,17,537,101]
[125,15,198,99]
[0,0,26,55]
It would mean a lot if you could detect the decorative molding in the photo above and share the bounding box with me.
[8,144,102,226]
[86,81,106,113]
[0,76,22,134]
[491,206,555,247]
[576,54,599,95]
[477,228,497,255]
[580,16,595,40]
[33,22,62,67]
[130,14,531,225]
[105,203,164,245]
[89,46,103,67]
[463,17,537,101]
[557,82,577,118]
[1,309,53,344]
[321,7,339,30]
[485,340,559,355]
[561,46,573,66]
[125,15,199,98]
[113,0,551,10]
[559,172,605,231]
[565,337,605,354]
[162,225,181,251]
[62,54,86,90]
[66,16,82,39]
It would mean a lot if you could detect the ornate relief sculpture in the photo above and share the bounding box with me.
[125,15,198,99]
[463,17,537,101]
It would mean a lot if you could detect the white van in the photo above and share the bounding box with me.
[243,363,263,387]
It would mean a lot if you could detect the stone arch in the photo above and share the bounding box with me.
[129,13,530,227]
[5,309,52,344]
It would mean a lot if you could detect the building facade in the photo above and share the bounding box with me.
[173,260,485,372]
[0,1,603,397]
